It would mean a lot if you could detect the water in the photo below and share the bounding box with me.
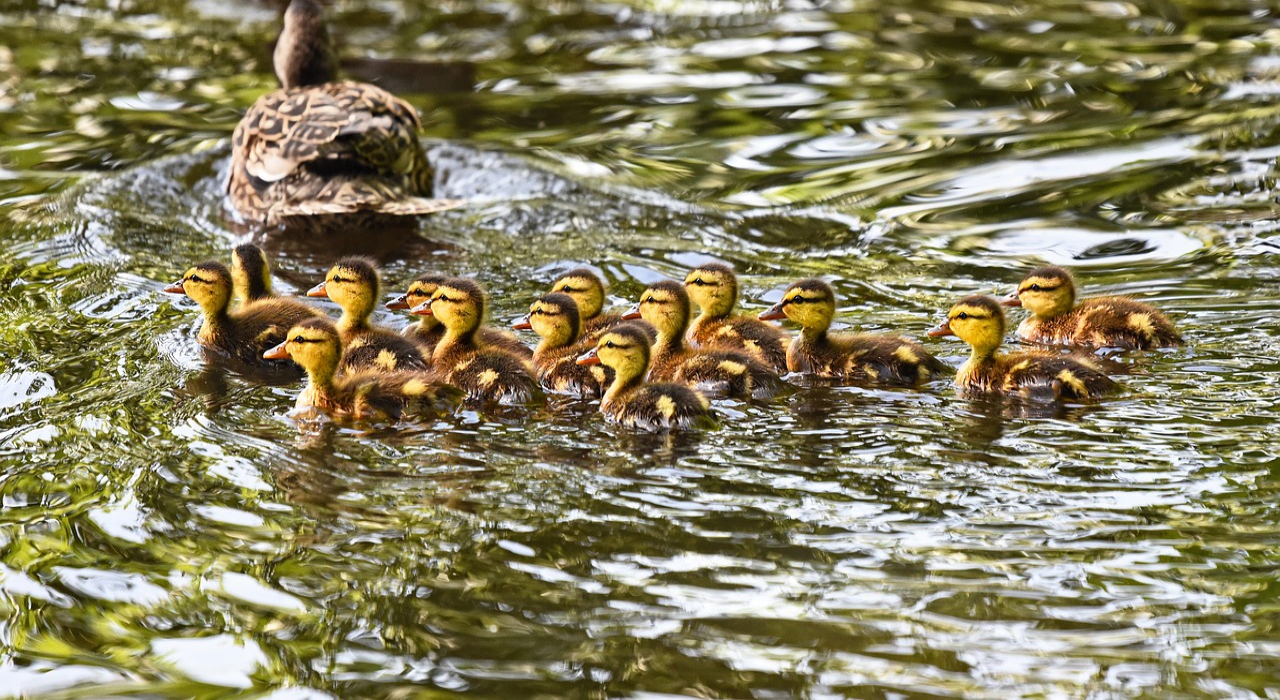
[2,0,1279,696]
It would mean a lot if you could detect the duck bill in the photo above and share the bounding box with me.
[926,320,954,338]
[262,341,291,360]
[512,314,532,330]
[757,302,786,321]
[576,348,601,366]
[409,300,433,316]
[620,304,642,320]
[999,292,1022,308]
[162,281,186,295]
[385,294,410,310]
[306,281,329,298]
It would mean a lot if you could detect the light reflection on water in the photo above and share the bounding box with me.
[0,0,1279,697]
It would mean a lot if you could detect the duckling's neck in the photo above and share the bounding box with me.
[800,322,829,346]
[966,341,1001,367]
[603,366,645,408]
[198,298,233,335]
[535,327,575,358]
[437,321,480,360]
[654,325,687,355]
[303,358,340,400]
[337,303,375,337]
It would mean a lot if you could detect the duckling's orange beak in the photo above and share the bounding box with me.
[576,348,601,366]
[926,320,954,338]
[385,293,409,310]
[757,301,786,321]
[262,341,291,360]
[999,291,1022,308]
[621,303,642,320]
[306,281,329,298]
[409,300,433,316]
[162,281,186,295]
[512,314,532,330]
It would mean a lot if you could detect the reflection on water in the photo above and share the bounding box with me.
[1,0,1280,697]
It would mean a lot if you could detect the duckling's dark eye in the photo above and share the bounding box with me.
[789,297,804,305]
[1029,284,1041,292]
[956,312,969,320]
[604,341,616,348]
[188,275,206,285]
[291,336,305,343]
[436,296,451,303]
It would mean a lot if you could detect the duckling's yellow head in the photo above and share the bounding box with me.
[387,273,445,329]
[576,322,652,384]
[412,277,486,335]
[624,280,690,341]
[684,263,739,318]
[929,295,1006,355]
[516,292,581,349]
[230,243,273,302]
[757,278,835,333]
[309,257,380,320]
[550,268,607,320]
[263,317,342,379]
[1003,265,1076,319]
[164,261,233,316]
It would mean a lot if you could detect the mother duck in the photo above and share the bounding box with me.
[228,0,458,227]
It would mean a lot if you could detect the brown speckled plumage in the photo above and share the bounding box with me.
[420,278,538,404]
[685,263,788,372]
[579,323,711,432]
[227,0,459,226]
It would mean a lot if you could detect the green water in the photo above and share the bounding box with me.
[2,0,1280,696]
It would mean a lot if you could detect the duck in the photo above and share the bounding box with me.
[624,280,781,399]
[263,317,457,421]
[307,257,430,373]
[684,262,788,372]
[227,0,459,227]
[230,243,275,303]
[163,260,325,366]
[409,277,539,404]
[387,273,532,361]
[929,295,1118,400]
[757,278,948,385]
[576,322,711,431]
[548,267,625,341]
[512,292,612,397]
[1001,265,1181,349]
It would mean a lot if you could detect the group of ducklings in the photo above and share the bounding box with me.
[163,245,1180,430]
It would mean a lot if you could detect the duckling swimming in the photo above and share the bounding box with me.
[230,243,275,303]
[227,0,458,226]
[263,318,457,421]
[929,295,1117,400]
[307,257,429,373]
[548,267,624,341]
[576,323,711,432]
[625,280,781,399]
[387,273,532,361]
[757,278,948,385]
[1002,266,1181,349]
[513,292,612,397]
[410,277,538,404]
[164,260,325,366]
[684,263,788,372]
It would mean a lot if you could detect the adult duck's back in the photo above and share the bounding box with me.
[227,0,459,226]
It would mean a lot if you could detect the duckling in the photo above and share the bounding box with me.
[548,267,624,341]
[387,273,532,361]
[230,243,275,303]
[576,323,711,432]
[409,278,538,404]
[163,261,325,366]
[1001,266,1181,349]
[624,280,781,399]
[757,278,948,385]
[262,317,457,420]
[307,257,429,374]
[227,0,460,226]
[684,262,788,372]
[512,293,612,397]
[929,295,1118,400]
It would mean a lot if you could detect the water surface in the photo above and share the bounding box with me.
[2,0,1280,697]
